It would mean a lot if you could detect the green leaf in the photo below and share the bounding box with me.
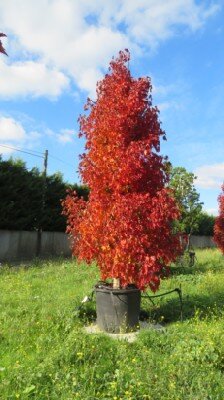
[23,385,36,394]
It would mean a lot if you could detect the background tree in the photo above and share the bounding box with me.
[0,156,88,231]
[195,212,215,236]
[63,50,181,291]
[43,173,89,231]
[214,185,224,253]
[169,166,203,248]
[0,157,42,230]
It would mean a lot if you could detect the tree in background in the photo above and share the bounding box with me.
[214,185,224,253]
[0,156,88,231]
[63,50,181,291]
[195,212,215,236]
[0,157,42,230]
[169,166,203,248]
[43,174,89,231]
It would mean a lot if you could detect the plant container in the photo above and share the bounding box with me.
[95,284,141,333]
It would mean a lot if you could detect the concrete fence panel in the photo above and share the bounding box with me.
[41,231,71,257]
[190,235,216,249]
[0,230,217,263]
[0,230,72,262]
[0,230,38,262]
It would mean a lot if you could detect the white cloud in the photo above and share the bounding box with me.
[152,82,177,97]
[0,59,69,99]
[57,129,75,144]
[46,127,76,144]
[195,163,224,189]
[0,116,26,141]
[92,0,220,43]
[116,0,220,47]
[150,77,188,114]
[157,100,183,112]
[0,116,41,155]
[0,0,219,97]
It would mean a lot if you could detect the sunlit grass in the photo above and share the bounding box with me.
[0,249,224,399]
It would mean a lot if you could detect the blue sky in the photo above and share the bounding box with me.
[0,0,223,214]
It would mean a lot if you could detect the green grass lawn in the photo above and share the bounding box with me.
[0,249,224,399]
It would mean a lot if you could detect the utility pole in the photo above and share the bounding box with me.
[42,149,48,200]
[36,149,48,257]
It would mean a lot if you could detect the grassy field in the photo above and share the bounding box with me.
[0,249,224,399]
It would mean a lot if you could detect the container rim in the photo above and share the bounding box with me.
[95,285,140,295]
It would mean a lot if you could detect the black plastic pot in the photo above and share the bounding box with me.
[95,285,141,333]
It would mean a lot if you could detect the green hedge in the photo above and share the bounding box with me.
[0,157,89,232]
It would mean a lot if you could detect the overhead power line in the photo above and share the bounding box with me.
[0,143,44,158]
[48,153,74,168]
[0,143,75,168]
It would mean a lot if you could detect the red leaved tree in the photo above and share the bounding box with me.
[63,50,181,291]
[0,33,7,56]
[214,185,224,253]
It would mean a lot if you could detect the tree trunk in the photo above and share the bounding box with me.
[113,278,120,289]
